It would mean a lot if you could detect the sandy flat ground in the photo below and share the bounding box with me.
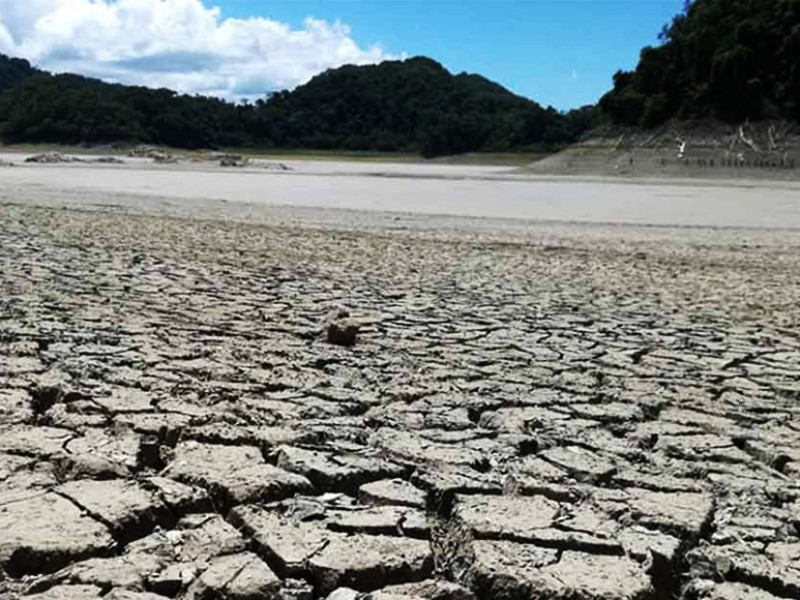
[2,151,800,229]
[1,152,800,600]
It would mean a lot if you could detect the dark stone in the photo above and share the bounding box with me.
[327,321,360,347]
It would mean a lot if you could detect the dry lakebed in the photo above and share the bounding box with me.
[1,154,799,600]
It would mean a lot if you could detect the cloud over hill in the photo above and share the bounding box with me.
[0,0,392,99]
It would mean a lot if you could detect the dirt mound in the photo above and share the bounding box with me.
[263,161,292,171]
[218,154,250,167]
[206,153,291,170]
[128,145,161,158]
[128,145,180,164]
[24,153,125,165]
[25,152,82,164]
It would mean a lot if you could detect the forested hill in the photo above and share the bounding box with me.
[0,54,593,156]
[257,57,594,155]
[600,0,800,127]
[0,55,39,94]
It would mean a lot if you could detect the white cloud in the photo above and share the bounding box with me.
[0,0,394,99]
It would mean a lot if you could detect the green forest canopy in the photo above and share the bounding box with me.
[600,0,800,127]
[3,0,798,153]
[0,55,40,95]
[0,54,593,156]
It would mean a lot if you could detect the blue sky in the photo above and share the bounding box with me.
[219,0,683,110]
[0,0,683,110]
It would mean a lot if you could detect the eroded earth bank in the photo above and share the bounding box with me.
[1,192,800,600]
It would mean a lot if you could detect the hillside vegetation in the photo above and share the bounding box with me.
[255,57,593,156]
[0,64,259,149]
[6,0,797,156]
[600,0,800,127]
[0,55,39,94]
[0,55,592,157]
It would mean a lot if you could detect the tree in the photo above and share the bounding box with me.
[600,0,800,127]
[0,53,595,155]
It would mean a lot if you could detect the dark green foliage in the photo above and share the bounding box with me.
[255,57,592,156]
[0,71,248,147]
[0,54,39,94]
[600,0,800,127]
[0,54,594,156]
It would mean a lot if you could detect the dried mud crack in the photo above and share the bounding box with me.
[1,199,800,600]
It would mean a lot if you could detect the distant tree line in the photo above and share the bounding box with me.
[600,0,800,127]
[0,54,40,94]
[0,54,595,157]
[5,0,799,153]
[250,57,595,156]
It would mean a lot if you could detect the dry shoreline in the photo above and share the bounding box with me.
[2,150,800,230]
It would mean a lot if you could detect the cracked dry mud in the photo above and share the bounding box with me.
[1,198,800,600]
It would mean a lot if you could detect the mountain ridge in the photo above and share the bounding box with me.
[0,54,592,157]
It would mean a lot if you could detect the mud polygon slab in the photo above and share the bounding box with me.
[168,441,312,506]
[0,425,74,458]
[57,479,171,542]
[688,543,800,599]
[0,388,33,424]
[595,487,714,539]
[0,458,58,504]
[454,494,559,537]
[228,505,329,576]
[0,492,114,576]
[539,446,616,483]
[103,591,172,600]
[369,579,476,599]
[308,533,433,594]
[470,540,559,598]
[327,505,430,538]
[183,551,280,600]
[617,525,681,567]
[370,429,488,469]
[142,476,211,515]
[276,445,408,493]
[44,546,166,592]
[23,585,104,600]
[470,541,651,600]
[159,513,248,563]
[695,582,785,600]
[359,478,427,509]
